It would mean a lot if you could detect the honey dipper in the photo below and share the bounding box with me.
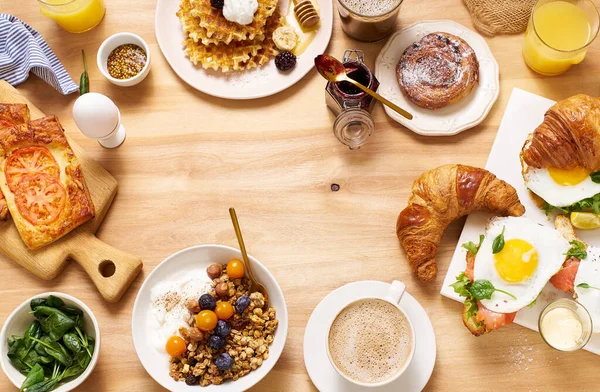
[293,0,320,29]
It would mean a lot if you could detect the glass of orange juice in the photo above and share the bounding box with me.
[523,0,599,76]
[38,0,106,33]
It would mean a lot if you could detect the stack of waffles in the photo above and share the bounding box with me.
[177,0,284,72]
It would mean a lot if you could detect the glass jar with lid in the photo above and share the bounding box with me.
[325,50,380,150]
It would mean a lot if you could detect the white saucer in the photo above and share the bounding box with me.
[303,281,436,392]
[375,20,499,136]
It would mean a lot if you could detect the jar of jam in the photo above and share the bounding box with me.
[325,50,380,150]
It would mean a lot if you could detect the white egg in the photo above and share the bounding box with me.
[474,217,570,313]
[574,246,600,333]
[72,92,120,139]
[523,166,600,207]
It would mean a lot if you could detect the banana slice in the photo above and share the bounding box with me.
[273,26,298,51]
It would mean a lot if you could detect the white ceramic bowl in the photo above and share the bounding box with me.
[97,32,151,87]
[132,244,288,391]
[0,292,101,392]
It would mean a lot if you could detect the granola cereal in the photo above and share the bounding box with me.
[167,262,278,386]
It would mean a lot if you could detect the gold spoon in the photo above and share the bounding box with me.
[314,54,413,120]
[229,208,269,305]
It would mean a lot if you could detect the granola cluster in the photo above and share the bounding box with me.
[168,264,278,386]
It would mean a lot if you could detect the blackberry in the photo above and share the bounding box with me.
[185,375,199,385]
[215,353,234,371]
[199,294,216,311]
[210,0,224,8]
[214,320,231,338]
[235,296,251,314]
[208,334,226,350]
[275,51,296,71]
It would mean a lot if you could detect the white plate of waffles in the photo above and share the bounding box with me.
[375,20,499,136]
[155,0,333,100]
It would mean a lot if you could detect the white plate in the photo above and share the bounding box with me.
[440,88,600,355]
[132,245,288,391]
[303,281,436,392]
[375,20,499,136]
[155,0,333,99]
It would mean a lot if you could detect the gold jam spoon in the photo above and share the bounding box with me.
[229,208,269,306]
[314,54,413,120]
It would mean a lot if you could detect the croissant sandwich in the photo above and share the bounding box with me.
[521,94,600,213]
[396,164,525,282]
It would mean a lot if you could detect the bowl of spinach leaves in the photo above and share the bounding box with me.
[0,292,100,392]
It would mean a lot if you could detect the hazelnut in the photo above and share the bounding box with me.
[186,298,201,313]
[215,282,229,297]
[207,264,222,280]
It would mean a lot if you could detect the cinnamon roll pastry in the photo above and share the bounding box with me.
[396,32,479,110]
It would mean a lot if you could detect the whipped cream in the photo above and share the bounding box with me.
[223,0,258,25]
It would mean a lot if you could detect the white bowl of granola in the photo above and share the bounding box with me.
[132,245,288,391]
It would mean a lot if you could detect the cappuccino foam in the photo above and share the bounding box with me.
[328,298,412,385]
[339,0,402,17]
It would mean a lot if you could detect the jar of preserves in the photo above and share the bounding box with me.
[325,50,380,149]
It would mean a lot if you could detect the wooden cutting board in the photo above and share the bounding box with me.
[0,81,142,303]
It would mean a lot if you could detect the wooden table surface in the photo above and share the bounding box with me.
[2,0,600,391]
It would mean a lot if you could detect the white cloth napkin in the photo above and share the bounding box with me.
[0,14,78,94]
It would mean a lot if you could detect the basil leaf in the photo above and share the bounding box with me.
[450,272,471,298]
[469,279,517,300]
[19,363,44,392]
[492,226,506,254]
[591,171,600,184]
[462,234,484,255]
[577,282,600,290]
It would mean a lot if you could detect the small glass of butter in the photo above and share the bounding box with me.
[538,298,593,352]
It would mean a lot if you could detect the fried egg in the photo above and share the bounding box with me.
[574,246,600,333]
[474,217,570,313]
[523,165,600,207]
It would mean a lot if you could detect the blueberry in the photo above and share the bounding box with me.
[214,320,231,338]
[199,294,216,310]
[208,334,226,350]
[215,353,234,371]
[235,296,251,313]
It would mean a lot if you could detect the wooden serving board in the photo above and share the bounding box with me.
[0,81,142,303]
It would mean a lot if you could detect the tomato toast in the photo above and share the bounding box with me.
[0,115,95,250]
[0,104,30,220]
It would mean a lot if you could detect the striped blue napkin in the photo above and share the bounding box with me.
[0,14,78,95]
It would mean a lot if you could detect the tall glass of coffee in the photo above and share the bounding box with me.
[337,0,403,42]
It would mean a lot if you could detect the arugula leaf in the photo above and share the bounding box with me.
[469,279,517,300]
[577,283,600,291]
[565,240,587,259]
[492,226,506,254]
[543,193,600,215]
[462,235,484,255]
[591,171,600,184]
[464,297,481,327]
[450,272,471,298]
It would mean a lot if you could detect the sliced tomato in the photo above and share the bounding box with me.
[550,257,580,293]
[475,301,517,332]
[14,174,65,226]
[5,146,60,192]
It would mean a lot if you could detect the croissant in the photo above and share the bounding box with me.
[521,94,600,170]
[396,164,525,281]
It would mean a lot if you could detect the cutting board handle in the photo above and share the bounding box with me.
[69,231,143,303]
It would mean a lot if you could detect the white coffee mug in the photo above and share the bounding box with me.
[326,280,416,388]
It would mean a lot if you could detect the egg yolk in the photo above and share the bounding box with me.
[548,166,590,186]
[494,239,539,283]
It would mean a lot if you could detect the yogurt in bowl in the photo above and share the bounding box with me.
[132,245,288,391]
